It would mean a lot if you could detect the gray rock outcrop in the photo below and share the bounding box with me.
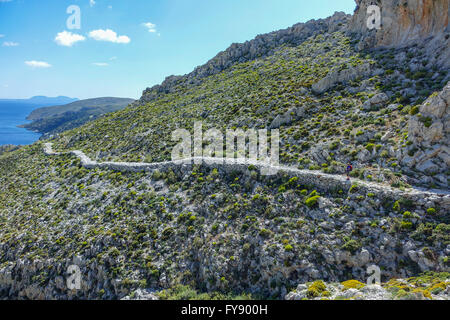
[362,93,389,111]
[405,82,450,187]
[269,107,305,129]
[312,63,372,94]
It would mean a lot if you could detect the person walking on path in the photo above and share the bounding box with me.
[346,163,353,181]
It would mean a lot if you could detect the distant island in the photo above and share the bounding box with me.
[19,97,135,138]
[0,96,78,106]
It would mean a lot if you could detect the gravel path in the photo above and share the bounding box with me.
[44,143,450,203]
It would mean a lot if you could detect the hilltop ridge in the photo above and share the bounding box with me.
[136,12,351,105]
[138,1,450,107]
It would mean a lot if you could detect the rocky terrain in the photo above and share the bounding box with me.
[402,83,449,186]
[285,272,449,300]
[0,1,448,300]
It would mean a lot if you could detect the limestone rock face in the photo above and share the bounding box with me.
[349,0,450,67]
[349,0,449,45]
[406,82,450,186]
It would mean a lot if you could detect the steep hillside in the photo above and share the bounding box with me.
[53,30,448,189]
[0,4,449,300]
[0,141,448,299]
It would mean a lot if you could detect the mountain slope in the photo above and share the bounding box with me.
[0,4,449,300]
[136,12,351,106]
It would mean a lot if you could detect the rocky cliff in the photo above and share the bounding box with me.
[349,0,450,67]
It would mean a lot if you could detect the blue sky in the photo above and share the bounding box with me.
[0,0,356,99]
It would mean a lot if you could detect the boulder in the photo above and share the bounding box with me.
[370,93,389,106]
[362,93,389,111]
[269,107,305,129]
[416,160,440,175]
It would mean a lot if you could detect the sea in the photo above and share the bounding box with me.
[0,102,42,146]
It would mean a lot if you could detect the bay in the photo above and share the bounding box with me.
[0,102,42,146]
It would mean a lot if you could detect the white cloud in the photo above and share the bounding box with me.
[108,5,112,9]
[92,62,108,67]
[2,41,19,47]
[89,0,95,7]
[55,31,86,47]
[25,60,52,68]
[109,56,117,61]
[142,22,157,33]
[88,29,130,44]
[0,34,4,38]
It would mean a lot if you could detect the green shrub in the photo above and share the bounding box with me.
[259,228,272,238]
[341,239,361,253]
[349,184,358,193]
[305,195,320,208]
[403,211,412,219]
[365,143,375,152]
[306,281,327,298]
[342,280,365,291]
[401,221,413,230]
[409,106,420,115]
[419,116,433,128]
[393,200,401,212]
